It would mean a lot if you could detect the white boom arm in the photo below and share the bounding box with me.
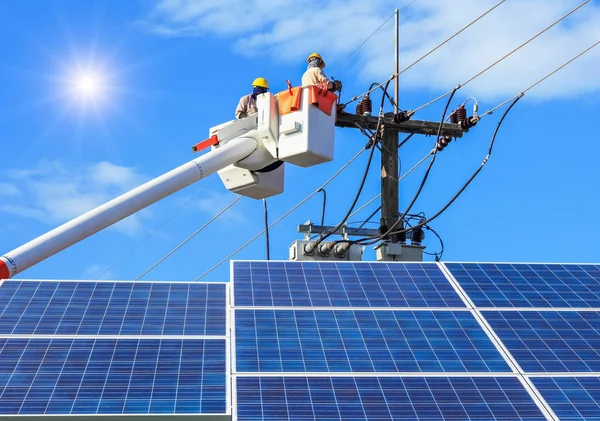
[0,136,257,279]
[0,86,338,279]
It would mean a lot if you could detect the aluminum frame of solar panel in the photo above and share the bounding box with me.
[444,262,600,308]
[0,280,228,336]
[232,375,549,421]
[231,260,466,308]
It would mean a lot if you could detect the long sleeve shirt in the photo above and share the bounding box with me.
[301,67,332,89]
[235,93,257,119]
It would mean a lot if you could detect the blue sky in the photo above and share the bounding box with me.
[1,0,599,282]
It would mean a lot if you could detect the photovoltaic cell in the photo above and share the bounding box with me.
[234,309,510,373]
[446,263,600,308]
[482,311,600,372]
[233,261,464,308]
[0,338,226,415]
[235,376,547,421]
[531,377,600,421]
[0,281,226,335]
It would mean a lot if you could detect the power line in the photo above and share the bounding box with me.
[134,196,242,281]
[481,38,600,118]
[95,187,204,280]
[344,0,506,107]
[193,148,366,281]
[411,0,591,114]
[334,0,422,73]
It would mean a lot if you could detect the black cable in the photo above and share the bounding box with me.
[386,95,522,237]
[305,79,392,251]
[317,188,327,225]
[352,86,460,246]
[397,133,415,152]
[357,206,381,230]
[263,198,270,260]
[368,82,398,109]
[423,224,444,261]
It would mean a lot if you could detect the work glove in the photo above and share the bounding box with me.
[333,79,343,91]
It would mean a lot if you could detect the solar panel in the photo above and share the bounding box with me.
[0,338,226,415]
[233,261,465,308]
[446,263,600,308]
[234,309,511,373]
[234,376,547,420]
[482,310,600,373]
[0,281,226,335]
[531,376,600,420]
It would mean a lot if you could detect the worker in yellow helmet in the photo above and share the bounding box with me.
[301,53,342,92]
[235,77,269,119]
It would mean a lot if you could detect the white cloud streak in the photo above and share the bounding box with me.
[0,160,150,236]
[142,0,600,100]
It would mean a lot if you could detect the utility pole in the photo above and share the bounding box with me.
[381,8,401,245]
[334,9,466,261]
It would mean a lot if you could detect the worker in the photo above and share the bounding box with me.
[235,77,269,119]
[301,53,342,92]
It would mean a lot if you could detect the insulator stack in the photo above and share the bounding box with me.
[436,136,452,152]
[456,105,467,124]
[356,100,364,115]
[398,220,407,244]
[449,110,458,124]
[411,226,424,245]
[361,96,372,115]
[460,117,478,130]
[393,110,411,123]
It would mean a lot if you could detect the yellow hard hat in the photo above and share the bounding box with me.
[252,77,269,89]
[307,52,326,68]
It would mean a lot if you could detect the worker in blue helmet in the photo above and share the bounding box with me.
[235,77,269,119]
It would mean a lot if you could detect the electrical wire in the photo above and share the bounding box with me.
[334,0,422,73]
[344,0,506,107]
[95,188,204,280]
[306,79,392,250]
[480,38,600,118]
[317,188,327,225]
[263,199,270,260]
[370,86,459,243]
[423,224,444,261]
[385,96,522,238]
[193,148,366,281]
[411,0,590,114]
[134,196,242,281]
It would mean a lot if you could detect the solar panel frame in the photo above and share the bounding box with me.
[0,280,228,336]
[0,279,232,418]
[481,310,600,373]
[444,262,600,308]
[0,337,228,416]
[231,260,466,308]
[232,308,512,374]
[530,376,600,421]
[232,375,549,421]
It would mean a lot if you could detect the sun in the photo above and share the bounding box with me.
[71,72,105,101]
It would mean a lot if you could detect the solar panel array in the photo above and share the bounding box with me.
[232,261,600,421]
[0,280,229,418]
[2,261,600,420]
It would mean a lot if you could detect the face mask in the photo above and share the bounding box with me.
[253,86,268,97]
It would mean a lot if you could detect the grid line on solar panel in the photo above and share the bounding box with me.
[445,263,600,308]
[0,338,227,415]
[530,376,600,421]
[234,376,548,421]
[482,311,600,373]
[232,261,465,308]
[0,281,226,336]
[234,309,511,373]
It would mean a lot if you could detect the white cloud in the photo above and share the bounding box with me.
[0,182,21,197]
[197,189,247,224]
[0,160,150,236]
[142,0,600,100]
